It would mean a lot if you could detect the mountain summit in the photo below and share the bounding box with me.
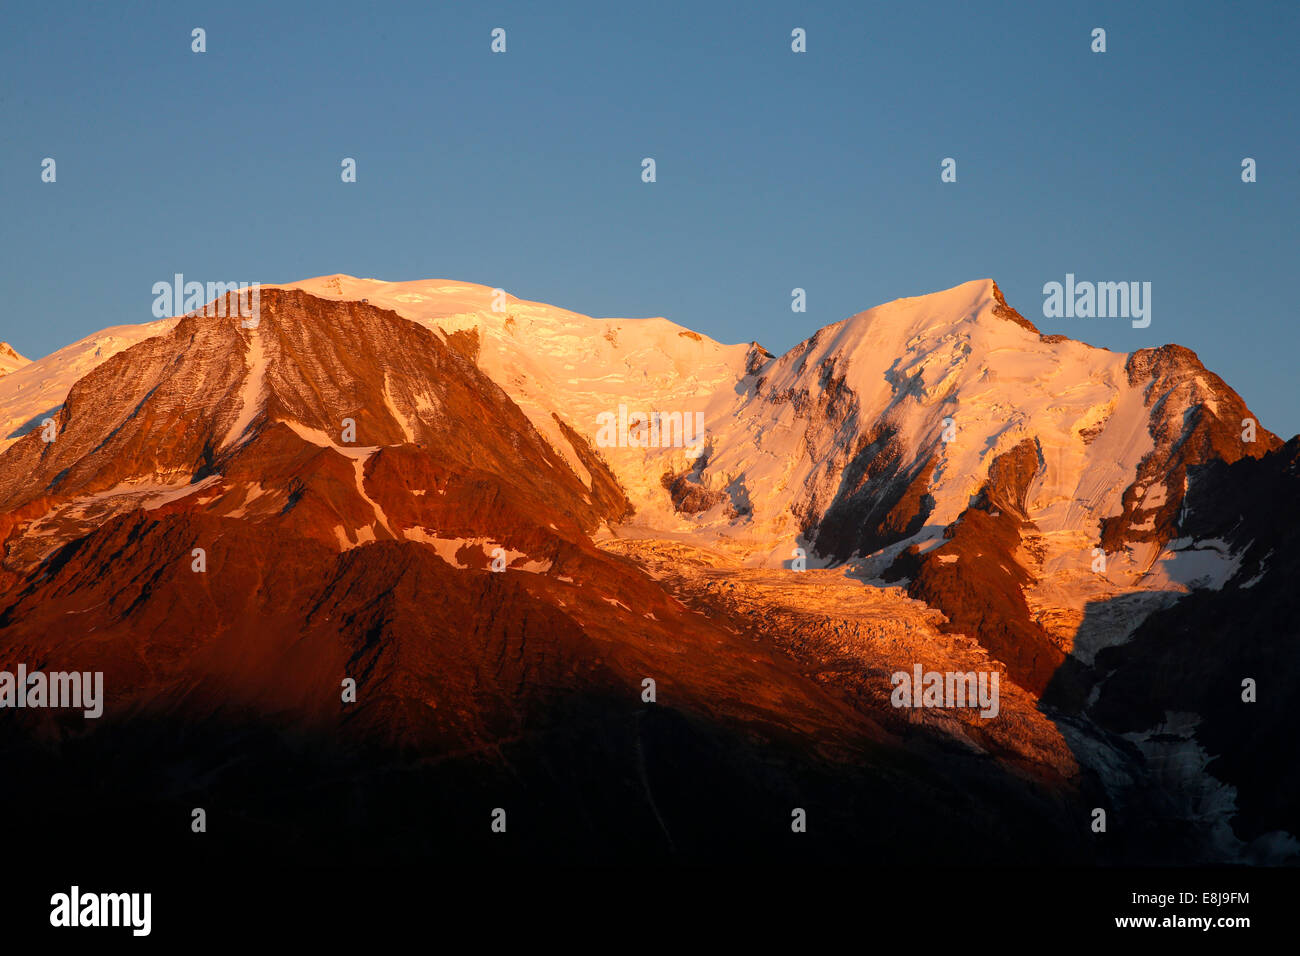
[0,342,28,378]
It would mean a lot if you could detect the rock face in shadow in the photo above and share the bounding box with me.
[812,424,938,561]
[1043,438,1300,863]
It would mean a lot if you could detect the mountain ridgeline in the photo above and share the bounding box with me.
[0,277,1292,865]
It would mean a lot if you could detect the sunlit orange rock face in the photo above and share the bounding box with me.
[0,283,1293,865]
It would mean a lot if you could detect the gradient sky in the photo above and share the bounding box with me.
[2,0,1297,433]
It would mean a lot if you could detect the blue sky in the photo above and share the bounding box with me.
[2,0,1297,433]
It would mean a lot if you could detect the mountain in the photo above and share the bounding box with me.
[0,276,1292,865]
[276,277,1280,694]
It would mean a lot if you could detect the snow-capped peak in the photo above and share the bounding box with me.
[0,342,29,377]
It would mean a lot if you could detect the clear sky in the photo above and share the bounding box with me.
[2,0,1297,433]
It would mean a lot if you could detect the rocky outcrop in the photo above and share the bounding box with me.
[0,290,629,570]
[1099,344,1281,554]
[811,425,938,561]
[892,438,1068,694]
